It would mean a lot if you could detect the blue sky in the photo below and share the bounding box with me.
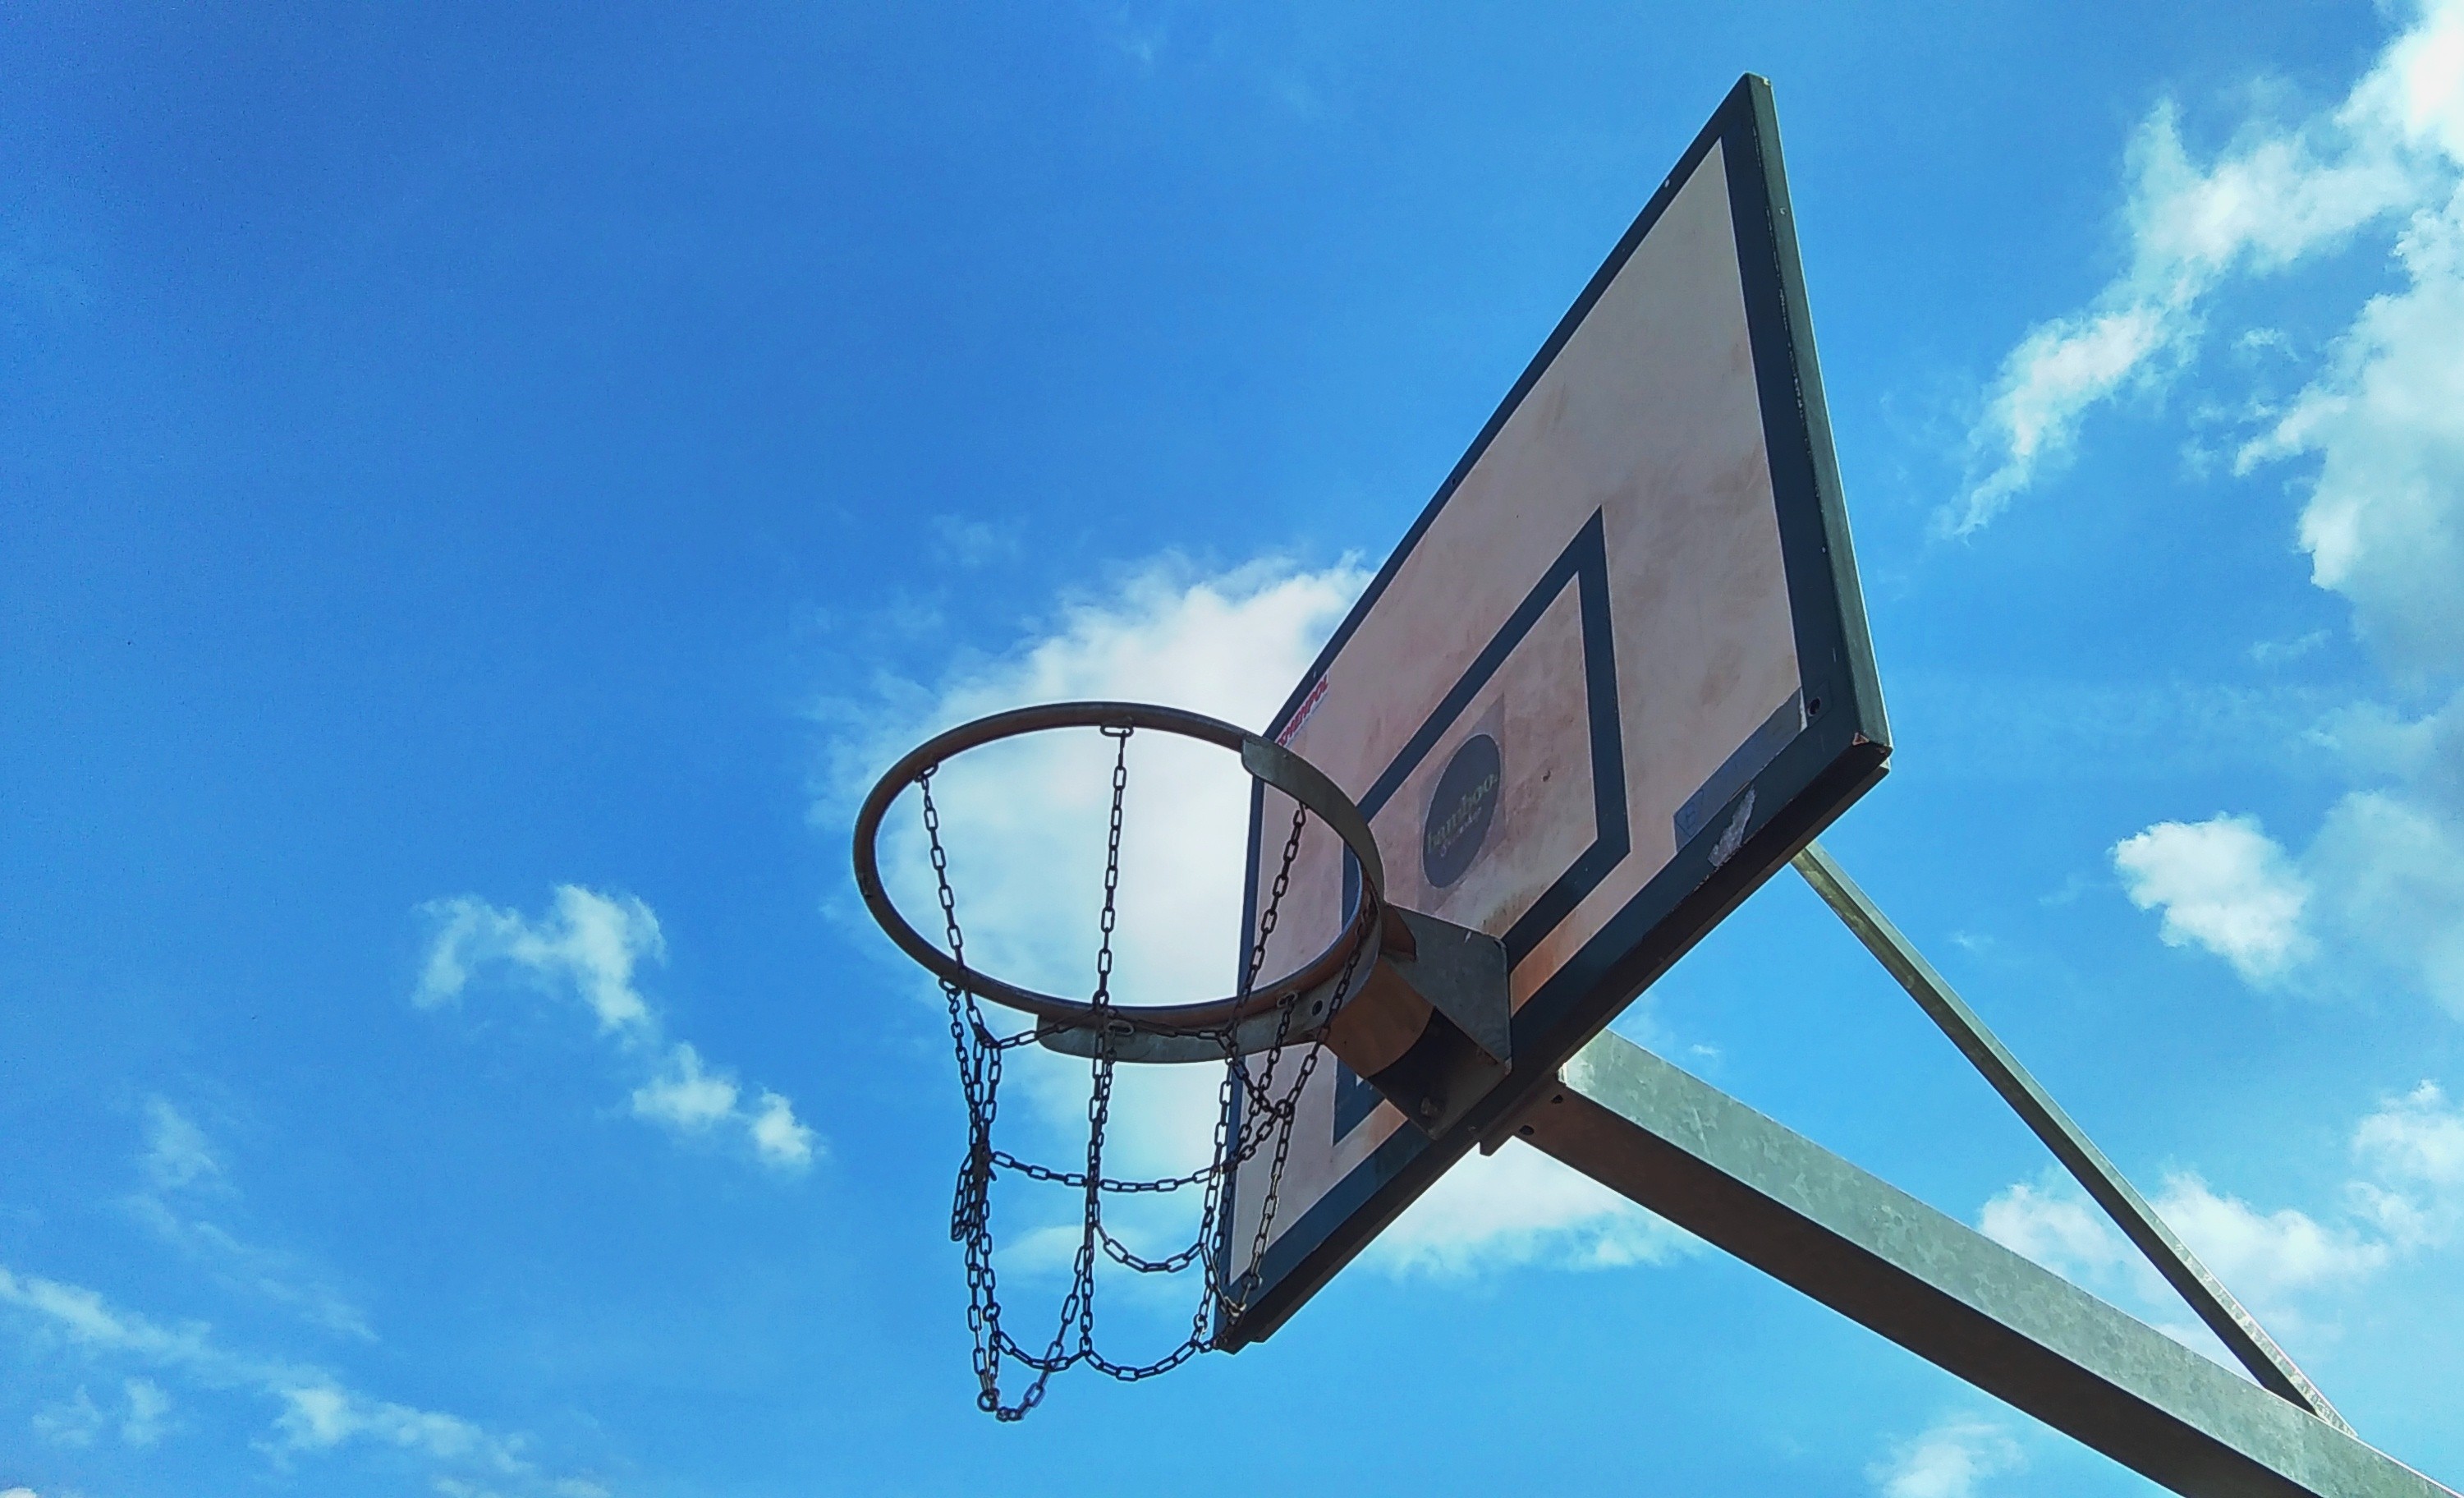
[7,3,2464,1495]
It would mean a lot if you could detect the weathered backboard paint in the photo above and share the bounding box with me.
[1218,75,1889,1348]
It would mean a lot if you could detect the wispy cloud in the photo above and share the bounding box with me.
[122,1376,170,1446]
[2002,3,2464,1021]
[31,1376,169,1451]
[0,1261,593,1491]
[120,1100,374,1341]
[33,1375,174,1451]
[1952,0,2463,539]
[419,886,660,1033]
[931,513,1019,568]
[140,1097,222,1192]
[1985,1165,2393,1314]
[32,1384,103,1446]
[2309,783,2464,1016]
[417,885,820,1169]
[1980,1082,2464,1353]
[2348,1081,2464,1249]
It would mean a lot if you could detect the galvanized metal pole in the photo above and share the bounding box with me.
[1787,841,2347,1432]
[1520,1033,2453,1498]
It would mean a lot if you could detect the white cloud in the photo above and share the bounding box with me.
[2245,183,2464,669]
[2348,1082,2464,1248]
[2113,813,2314,981]
[1867,1418,2022,1498]
[2003,2,2464,1025]
[836,556,1369,1185]
[1953,0,2461,535]
[1366,1142,1697,1276]
[1957,303,2173,533]
[420,885,659,1033]
[2153,1172,2387,1303]
[1976,1177,2137,1285]
[2355,1082,2464,1195]
[631,1060,817,1169]
[2118,691,2464,1009]
[416,885,821,1171]
[834,553,1679,1278]
[1987,1166,2387,1308]
[122,1376,170,1447]
[630,1041,740,1130]
[0,1265,214,1364]
[274,1381,493,1461]
[1974,1092,2457,1358]
[748,1089,819,1168]
[837,557,1391,1313]
[833,556,1370,770]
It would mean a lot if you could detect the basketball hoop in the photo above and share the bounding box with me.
[851,702,1390,1059]
[851,700,1513,1418]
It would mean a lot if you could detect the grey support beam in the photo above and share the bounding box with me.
[1788,842,2347,1431]
[1519,1032,2453,1498]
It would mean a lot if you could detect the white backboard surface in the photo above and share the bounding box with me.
[1218,75,1888,1346]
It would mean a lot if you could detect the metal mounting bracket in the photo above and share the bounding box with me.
[1323,905,1512,1138]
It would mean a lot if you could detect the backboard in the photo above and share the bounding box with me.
[1218,74,1889,1348]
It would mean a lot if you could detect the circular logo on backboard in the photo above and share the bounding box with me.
[1422,733,1501,889]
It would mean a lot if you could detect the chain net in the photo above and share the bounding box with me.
[917,722,1359,1419]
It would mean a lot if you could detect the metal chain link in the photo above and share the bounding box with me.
[918,733,1356,1418]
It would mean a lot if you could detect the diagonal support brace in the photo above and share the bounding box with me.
[1789,840,2348,1433]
